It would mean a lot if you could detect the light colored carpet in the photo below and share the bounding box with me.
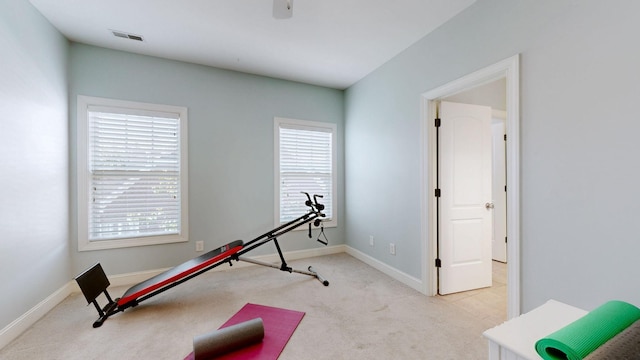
[0,254,506,359]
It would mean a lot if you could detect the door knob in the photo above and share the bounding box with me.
[485,202,494,209]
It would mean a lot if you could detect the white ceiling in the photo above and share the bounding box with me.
[29,0,476,89]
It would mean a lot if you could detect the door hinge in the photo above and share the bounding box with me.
[504,134,507,141]
[505,236,508,243]
[504,185,507,192]
[435,258,442,268]
[435,118,441,127]
[435,188,441,197]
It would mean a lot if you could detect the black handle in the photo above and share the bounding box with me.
[301,192,313,208]
[313,194,325,211]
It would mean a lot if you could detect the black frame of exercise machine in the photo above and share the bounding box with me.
[233,193,329,284]
[75,192,329,328]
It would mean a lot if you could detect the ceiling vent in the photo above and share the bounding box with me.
[273,0,293,19]
[111,30,144,42]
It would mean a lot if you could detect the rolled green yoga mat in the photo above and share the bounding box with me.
[535,300,640,360]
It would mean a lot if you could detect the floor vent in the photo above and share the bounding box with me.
[111,30,144,42]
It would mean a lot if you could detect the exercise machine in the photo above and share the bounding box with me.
[75,192,329,328]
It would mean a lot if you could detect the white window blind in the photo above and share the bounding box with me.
[88,107,182,241]
[77,96,187,252]
[277,119,335,224]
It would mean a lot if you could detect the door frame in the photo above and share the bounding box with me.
[491,111,508,263]
[420,54,520,318]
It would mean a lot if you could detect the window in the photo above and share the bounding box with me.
[77,96,188,251]
[275,117,336,227]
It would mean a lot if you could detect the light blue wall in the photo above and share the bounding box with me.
[0,0,70,329]
[345,0,640,312]
[69,44,345,275]
[6,0,640,333]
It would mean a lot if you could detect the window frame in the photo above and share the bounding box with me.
[77,95,189,251]
[274,117,337,228]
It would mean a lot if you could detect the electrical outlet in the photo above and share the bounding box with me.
[369,235,374,247]
[390,243,396,255]
[196,241,204,252]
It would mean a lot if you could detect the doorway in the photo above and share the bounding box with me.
[420,55,520,319]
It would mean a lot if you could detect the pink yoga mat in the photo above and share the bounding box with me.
[184,303,305,360]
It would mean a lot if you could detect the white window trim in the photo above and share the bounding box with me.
[274,117,337,229]
[77,95,189,251]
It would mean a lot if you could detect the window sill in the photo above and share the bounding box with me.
[78,234,188,252]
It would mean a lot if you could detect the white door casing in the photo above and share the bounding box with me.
[492,118,507,263]
[438,101,493,295]
[421,54,520,319]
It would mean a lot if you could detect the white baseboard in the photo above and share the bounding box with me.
[344,246,426,294]
[70,245,346,291]
[1,244,423,350]
[107,244,348,285]
[0,282,75,349]
[226,244,347,271]
[0,245,346,350]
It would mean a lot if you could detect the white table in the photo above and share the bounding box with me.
[483,300,587,360]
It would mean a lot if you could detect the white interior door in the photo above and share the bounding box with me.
[438,101,493,295]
